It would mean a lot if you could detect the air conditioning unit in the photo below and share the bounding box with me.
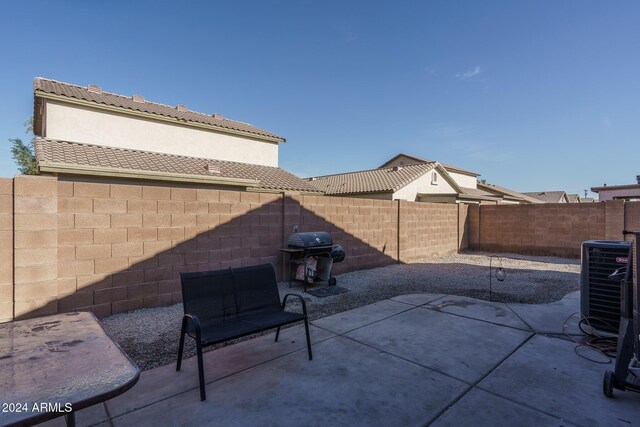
[581,240,632,332]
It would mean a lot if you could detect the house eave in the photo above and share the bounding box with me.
[35,91,286,144]
[38,161,261,188]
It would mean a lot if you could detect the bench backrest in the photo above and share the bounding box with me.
[180,263,281,329]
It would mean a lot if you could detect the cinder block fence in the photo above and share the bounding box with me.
[0,175,637,322]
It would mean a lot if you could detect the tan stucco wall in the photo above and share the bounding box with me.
[393,169,457,201]
[447,171,477,189]
[44,101,280,167]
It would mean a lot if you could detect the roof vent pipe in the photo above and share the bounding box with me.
[176,104,188,112]
[132,94,145,103]
[392,166,402,171]
[213,113,223,120]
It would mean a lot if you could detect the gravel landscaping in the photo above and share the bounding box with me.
[101,251,580,371]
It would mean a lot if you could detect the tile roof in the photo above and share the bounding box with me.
[522,191,568,203]
[379,153,479,176]
[307,163,437,195]
[458,187,501,200]
[478,182,544,204]
[34,138,318,193]
[33,78,285,142]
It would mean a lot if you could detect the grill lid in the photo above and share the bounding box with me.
[287,231,333,248]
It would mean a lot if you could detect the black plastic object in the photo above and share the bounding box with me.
[287,231,333,248]
[177,263,312,401]
[581,240,632,332]
[330,244,345,263]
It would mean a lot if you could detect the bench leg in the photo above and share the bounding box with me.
[196,340,206,401]
[176,317,188,371]
[304,318,313,360]
[275,326,281,342]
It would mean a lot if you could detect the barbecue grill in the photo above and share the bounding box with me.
[280,231,345,291]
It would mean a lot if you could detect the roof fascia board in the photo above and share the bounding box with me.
[38,162,260,187]
[591,184,640,192]
[36,92,285,144]
[444,167,479,177]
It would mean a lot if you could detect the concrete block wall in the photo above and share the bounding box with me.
[625,202,640,237]
[13,176,59,319]
[54,181,284,318]
[7,175,636,321]
[0,179,13,322]
[398,201,460,263]
[467,201,639,258]
[294,195,398,274]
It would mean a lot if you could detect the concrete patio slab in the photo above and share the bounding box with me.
[431,388,568,427]
[345,306,533,383]
[106,324,335,419]
[479,334,640,426]
[54,292,640,427]
[507,293,581,335]
[38,403,108,427]
[311,299,412,334]
[110,336,469,427]
[390,293,446,306]
[425,294,530,330]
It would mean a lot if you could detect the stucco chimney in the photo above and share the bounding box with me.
[87,84,103,94]
[176,104,188,112]
[132,94,145,103]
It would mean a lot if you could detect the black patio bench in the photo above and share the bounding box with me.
[176,263,312,401]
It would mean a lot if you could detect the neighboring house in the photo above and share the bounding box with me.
[522,191,570,203]
[591,178,640,201]
[477,182,544,204]
[307,153,501,204]
[32,78,318,193]
[567,194,580,203]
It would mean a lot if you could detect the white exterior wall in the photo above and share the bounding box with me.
[393,169,457,201]
[448,171,477,188]
[44,101,279,167]
[596,188,640,201]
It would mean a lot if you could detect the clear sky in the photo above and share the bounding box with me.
[1,1,639,196]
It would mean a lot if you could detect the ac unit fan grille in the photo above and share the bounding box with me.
[585,245,630,331]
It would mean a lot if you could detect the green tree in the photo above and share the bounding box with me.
[9,118,38,175]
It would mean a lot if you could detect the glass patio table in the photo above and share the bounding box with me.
[0,312,139,427]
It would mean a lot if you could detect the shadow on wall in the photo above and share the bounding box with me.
[17,196,400,320]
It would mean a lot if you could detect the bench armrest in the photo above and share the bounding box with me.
[282,293,308,317]
[182,313,203,342]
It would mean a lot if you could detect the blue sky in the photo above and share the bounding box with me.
[1,1,639,196]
